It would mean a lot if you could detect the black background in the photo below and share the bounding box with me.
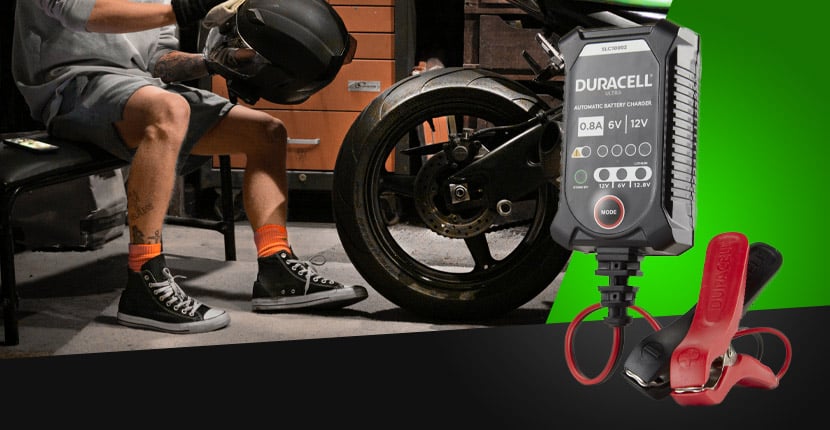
[1,306,825,428]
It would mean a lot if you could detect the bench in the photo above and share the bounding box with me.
[0,129,238,346]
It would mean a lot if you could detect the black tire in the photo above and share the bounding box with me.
[333,67,571,321]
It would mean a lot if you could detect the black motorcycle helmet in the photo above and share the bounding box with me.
[204,0,357,105]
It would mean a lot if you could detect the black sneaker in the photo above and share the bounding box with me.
[252,250,369,311]
[117,254,230,334]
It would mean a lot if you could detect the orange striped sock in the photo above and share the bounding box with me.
[254,224,290,258]
[128,243,162,272]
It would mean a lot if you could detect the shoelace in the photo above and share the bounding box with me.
[285,254,339,294]
[149,267,201,316]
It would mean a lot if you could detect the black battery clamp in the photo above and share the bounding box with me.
[551,19,701,327]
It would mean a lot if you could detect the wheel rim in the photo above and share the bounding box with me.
[361,98,558,298]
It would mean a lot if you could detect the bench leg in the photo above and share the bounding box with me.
[218,155,237,261]
[1,196,20,346]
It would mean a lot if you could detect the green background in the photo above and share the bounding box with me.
[548,0,829,323]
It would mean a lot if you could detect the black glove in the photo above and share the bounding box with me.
[204,47,260,79]
[171,0,227,27]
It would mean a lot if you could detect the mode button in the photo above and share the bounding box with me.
[594,195,625,230]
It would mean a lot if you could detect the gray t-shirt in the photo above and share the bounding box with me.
[12,0,177,126]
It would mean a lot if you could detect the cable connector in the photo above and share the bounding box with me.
[595,248,643,327]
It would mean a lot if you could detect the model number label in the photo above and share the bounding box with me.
[577,116,605,137]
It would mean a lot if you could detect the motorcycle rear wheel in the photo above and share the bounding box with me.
[333,67,571,321]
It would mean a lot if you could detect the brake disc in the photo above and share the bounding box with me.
[413,152,495,239]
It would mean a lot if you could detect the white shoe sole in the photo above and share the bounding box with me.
[116,311,230,334]
[252,286,368,312]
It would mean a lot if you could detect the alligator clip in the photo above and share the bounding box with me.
[622,233,785,405]
[670,232,780,405]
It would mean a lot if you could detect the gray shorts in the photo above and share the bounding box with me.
[48,73,235,175]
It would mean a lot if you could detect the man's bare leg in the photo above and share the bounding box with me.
[116,85,190,245]
[114,85,230,333]
[193,104,369,311]
[191,104,288,231]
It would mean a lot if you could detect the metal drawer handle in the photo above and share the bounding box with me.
[348,80,382,92]
[287,138,321,145]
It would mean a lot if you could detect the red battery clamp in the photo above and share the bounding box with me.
[667,232,790,406]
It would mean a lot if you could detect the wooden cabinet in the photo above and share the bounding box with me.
[208,0,400,190]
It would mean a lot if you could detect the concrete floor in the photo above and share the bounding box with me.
[1,220,564,359]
